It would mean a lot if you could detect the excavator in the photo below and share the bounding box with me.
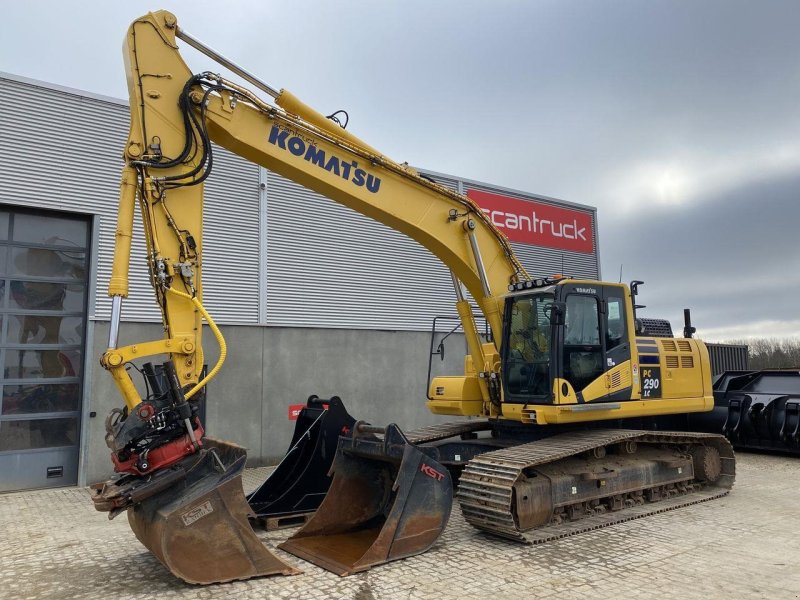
[90,10,735,584]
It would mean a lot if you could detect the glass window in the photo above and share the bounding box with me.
[1,384,81,415]
[0,246,7,274]
[8,281,85,312]
[10,247,86,279]
[0,417,78,451]
[4,349,83,379]
[13,213,87,247]
[504,293,553,398]
[7,315,84,345]
[606,297,626,350]
[0,211,9,240]
[565,295,600,345]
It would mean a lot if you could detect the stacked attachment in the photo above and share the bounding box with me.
[279,422,453,576]
[247,396,356,529]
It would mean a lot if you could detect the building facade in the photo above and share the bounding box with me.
[0,73,600,491]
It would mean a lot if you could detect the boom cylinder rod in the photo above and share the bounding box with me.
[175,27,280,99]
[467,229,492,298]
[450,271,465,302]
[108,296,122,349]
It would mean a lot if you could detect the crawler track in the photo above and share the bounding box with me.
[456,429,735,543]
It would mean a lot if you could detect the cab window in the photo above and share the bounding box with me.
[565,295,600,345]
[504,293,553,399]
[563,294,603,391]
[606,296,626,351]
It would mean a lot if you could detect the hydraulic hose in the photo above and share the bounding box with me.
[166,286,226,400]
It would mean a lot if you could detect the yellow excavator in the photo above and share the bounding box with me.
[90,10,735,584]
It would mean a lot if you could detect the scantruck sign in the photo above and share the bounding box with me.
[467,189,594,254]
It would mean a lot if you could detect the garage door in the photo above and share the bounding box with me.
[0,207,89,491]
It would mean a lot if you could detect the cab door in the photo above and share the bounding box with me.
[561,289,604,399]
[559,284,632,403]
[602,287,631,372]
[601,286,633,401]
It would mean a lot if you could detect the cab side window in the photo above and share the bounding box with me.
[606,297,626,351]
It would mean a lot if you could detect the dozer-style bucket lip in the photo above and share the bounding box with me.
[126,437,300,584]
[279,422,452,576]
[247,396,355,528]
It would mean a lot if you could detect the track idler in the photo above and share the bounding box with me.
[91,438,299,584]
[279,422,452,576]
[247,396,355,529]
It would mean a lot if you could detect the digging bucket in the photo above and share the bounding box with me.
[126,437,300,584]
[279,422,452,576]
[247,396,356,529]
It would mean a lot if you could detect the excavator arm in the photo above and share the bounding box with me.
[105,10,528,425]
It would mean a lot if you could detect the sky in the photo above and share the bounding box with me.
[1,0,799,341]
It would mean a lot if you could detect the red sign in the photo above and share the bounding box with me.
[467,189,594,254]
[288,404,305,420]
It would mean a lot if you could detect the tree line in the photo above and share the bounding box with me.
[724,338,800,370]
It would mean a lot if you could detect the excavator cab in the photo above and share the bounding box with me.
[502,279,635,406]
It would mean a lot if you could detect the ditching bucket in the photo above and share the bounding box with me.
[279,422,452,576]
[247,396,356,529]
[124,438,299,584]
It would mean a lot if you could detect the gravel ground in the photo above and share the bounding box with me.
[1,451,799,599]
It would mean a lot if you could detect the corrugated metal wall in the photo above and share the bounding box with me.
[263,170,600,330]
[264,171,457,330]
[706,343,749,375]
[1,73,600,333]
[0,74,261,325]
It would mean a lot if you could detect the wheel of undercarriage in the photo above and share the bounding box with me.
[592,446,606,459]
[614,441,637,454]
[691,445,722,483]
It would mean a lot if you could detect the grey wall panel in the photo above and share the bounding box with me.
[85,322,466,481]
[0,75,261,324]
[264,171,459,330]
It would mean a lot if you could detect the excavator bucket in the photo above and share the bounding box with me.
[279,422,452,576]
[99,438,300,584]
[247,396,356,529]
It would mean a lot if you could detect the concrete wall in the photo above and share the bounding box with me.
[84,322,467,484]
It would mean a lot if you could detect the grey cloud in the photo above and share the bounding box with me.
[599,171,800,337]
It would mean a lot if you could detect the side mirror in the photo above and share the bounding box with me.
[635,318,644,335]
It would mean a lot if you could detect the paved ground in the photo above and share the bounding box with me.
[1,452,799,600]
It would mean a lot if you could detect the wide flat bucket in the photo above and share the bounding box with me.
[127,438,300,584]
[247,396,355,528]
[279,423,452,576]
